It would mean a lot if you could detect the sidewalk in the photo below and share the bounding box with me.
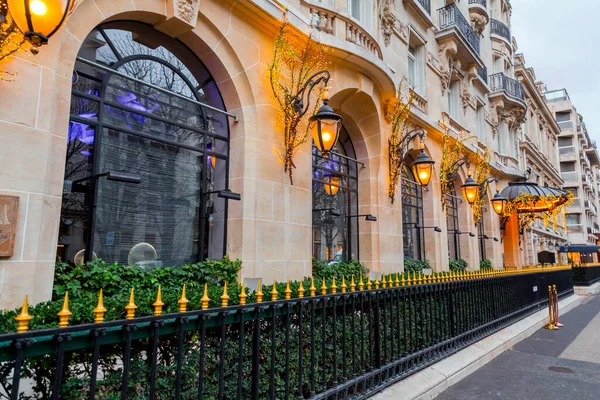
[436,294,600,400]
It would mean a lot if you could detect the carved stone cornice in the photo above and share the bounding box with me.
[381,0,409,46]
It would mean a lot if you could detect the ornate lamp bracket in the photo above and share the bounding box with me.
[292,70,331,118]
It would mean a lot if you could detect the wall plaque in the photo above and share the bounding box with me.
[0,195,19,257]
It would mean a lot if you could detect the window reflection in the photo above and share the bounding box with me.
[402,164,424,261]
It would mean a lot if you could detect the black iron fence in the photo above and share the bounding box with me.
[477,66,488,84]
[469,0,487,7]
[416,0,431,14]
[489,72,526,102]
[572,264,600,286]
[490,19,511,42]
[0,268,572,399]
[438,4,480,54]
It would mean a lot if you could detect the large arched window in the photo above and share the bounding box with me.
[58,22,230,267]
[312,127,359,262]
[401,163,424,260]
[446,183,461,260]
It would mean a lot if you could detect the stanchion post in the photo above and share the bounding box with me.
[543,285,558,330]
[552,284,564,327]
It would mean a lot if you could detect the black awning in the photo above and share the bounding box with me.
[558,245,600,253]
[500,182,569,213]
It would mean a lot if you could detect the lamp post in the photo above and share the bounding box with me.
[5,0,74,48]
[292,70,343,157]
[397,128,435,187]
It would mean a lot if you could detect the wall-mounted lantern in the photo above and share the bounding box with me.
[461,171,479,206]
[412,141,435,187]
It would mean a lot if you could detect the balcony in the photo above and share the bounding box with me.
[468,0,489,34]
[436,4,484,69]
[558,145,577,161]
[561,171,578,185]
[490,19,511,43]
[489,72,527,110]
[404,0,435,28]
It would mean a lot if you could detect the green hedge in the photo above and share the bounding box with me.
[449,258,468,272]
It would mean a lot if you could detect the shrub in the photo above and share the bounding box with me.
[449,258,468,272]
[479,259,492,270]
[312,258,369,282]
[403,259,431,273]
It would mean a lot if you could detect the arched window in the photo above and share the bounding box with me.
[59,22,230,267]
[312,127,359,262]
[401,163,424,260]
[446,183,461,260]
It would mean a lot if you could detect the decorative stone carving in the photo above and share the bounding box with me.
[155,0,200,38]
[427,51,443,76]
[380,0,409,46]
[470,13,487,34]
[500,107,526,131]
[177,0,198,24]
[438,43,458,96]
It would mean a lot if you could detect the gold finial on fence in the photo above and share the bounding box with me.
[350,275,356,292]
[309,277,316,296]
[239,283,248,305]
[57,292,72,328]
[153,286,164,316]
[374,276,380,289]
[15,295,32,333]
[271,280,278,301]
[298,281,305,298]
[256,280,263,303]
[285,281,292,300]
[359,275,365,291]
[341,276,347,293]
[331,277,337,294]
[321,277,327,295]
[401,273,406,286]
[178,284,189,312]
[93,289,107,323]
[417,272,423,285]
[201,283,210,310]
[221,282,230,307]
[381,274,387,288]
[125,289,137,320]
[367,276,372,290]
[395,273,400,287]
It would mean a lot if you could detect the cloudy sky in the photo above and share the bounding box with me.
[511,1,600,142]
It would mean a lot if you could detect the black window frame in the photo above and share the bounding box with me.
[401,163,425,261]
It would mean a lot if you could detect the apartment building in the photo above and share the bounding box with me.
[0,0,577,308]
[544,88,600,262]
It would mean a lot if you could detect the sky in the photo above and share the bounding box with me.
[511,1,600,142]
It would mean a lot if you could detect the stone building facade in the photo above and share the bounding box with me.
[0,0,584,309]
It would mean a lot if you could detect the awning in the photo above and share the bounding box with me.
[501,182,569,213]
[558,245,600,253]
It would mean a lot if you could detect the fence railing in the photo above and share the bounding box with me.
[572,264,600,286]
[490,19,511,42]
[0,267,573,399]
[489,72,525,102]
[438,4,480,54]
[477,66,488,84]
[416,0,431,14]
[469,0,487,7]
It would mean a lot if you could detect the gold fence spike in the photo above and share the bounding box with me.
[298,281,305,298]
[374,276,380,289]
[15,294,32,333]
[153,286,164,316]
[201,283,211,310]
[125,289,137,320]
[395,273,400,287]
[309,277,316,297]
[331,277,337,294]
[367,276,372,290]
[321,277,327,295]
[178,284,189,312]
[381,274,387,289]
[341,276,347,293]
[93,289,107,323]
[256,280,263,303]
[401,273,406,286]
[221,282,230,307]
[239,283,248,305]
[358,275,365,291]
[57,291,72,328]
[285,281,292,300]
[350,275,356,292]
[271,280,278,301]
[417,272,423,285]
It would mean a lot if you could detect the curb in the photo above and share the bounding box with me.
[370,294,583,400]
[574,281,600,296]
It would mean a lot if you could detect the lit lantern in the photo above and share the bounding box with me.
[7,0,74,47]
[323,175,340,196]
[461,171,479,206]
[310,89,342,157]
[491,188,508,216]
[411,149,435,187]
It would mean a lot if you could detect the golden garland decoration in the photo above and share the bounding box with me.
[387,81,415,203]
[0,0,23,82]
[501,191,575,231]
[268,19,330,185]
[471,147,492,224]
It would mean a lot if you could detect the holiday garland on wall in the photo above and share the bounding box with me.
[471,147,492,224]
[0,0,21,82]
[501,191,575,232]
[268,19,330,185]
[387,81,415,203]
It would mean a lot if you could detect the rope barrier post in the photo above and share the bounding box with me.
[552,285,564,327]
[543,285,558,330]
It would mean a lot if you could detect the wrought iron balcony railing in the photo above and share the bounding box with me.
[469,0,487,7]
[477,66,488,84]
[491,19,511,42]
[438,4,480,54]
[489,72,525,103]
[416,0,431,14]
